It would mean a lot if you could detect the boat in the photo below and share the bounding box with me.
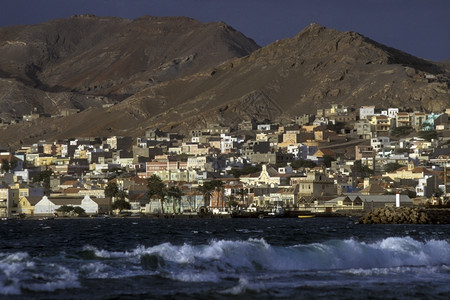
[268,206,285,216]
[298,215,315,218]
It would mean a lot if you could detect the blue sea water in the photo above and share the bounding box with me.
[0,217,449,299]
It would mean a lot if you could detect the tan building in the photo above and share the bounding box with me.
[146,160,188,177]
[278,131,301,148]
[291,172,336,197]
[17,196,42,216]
[368,115,391,136]
[386,165,435,180]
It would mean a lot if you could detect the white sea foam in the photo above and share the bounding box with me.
[167,270,220,282]
[219,277,264,295]
[23,265,80,292]
[81,237,450,275]
[0,252,80,295]
[1,236,448,296]
[0,252,31,295]
[0,252,29,262]
[341,265,445,277]
[79,262,111,278]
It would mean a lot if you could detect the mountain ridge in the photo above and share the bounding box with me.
[0,17,448,150]
[0,15,260,120]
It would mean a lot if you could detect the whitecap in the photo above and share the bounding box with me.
[23,265,80,292]
[219,277,264,295]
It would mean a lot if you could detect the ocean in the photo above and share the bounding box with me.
[0,217,449,299]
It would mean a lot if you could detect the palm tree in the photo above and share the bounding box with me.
[147,174,167,213]
[105,182,119,199]
[167,185,183,213]
[196,181,214,209]
[237,188,248,208]
[210,180,225,208]
[104,182,119,214]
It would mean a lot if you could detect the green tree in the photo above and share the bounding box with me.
[116,190,127,201]
[104,182,119,199]
[353,160,374,177]
[211,180,225,208]
[104,182,119,214]
[400,189,417,198]
[418,130,438,141]
[196,181,215,208]
[291,159,317,169]
[391,126,413,137]
[323,155,336,168]
[228,165,261,178]
[384,162,404,173]
[56,205,74,215]
[237,188,249,207]
[147,175,167,213]
[32,170,52,192]
[73,206,86,216]
[167,185,183,213]
[112,199,131,213]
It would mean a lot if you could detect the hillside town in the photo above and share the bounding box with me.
[1,104,449,219]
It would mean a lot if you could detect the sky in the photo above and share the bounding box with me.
[1,0,449,61]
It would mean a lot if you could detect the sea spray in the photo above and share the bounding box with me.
[1,218,449,299]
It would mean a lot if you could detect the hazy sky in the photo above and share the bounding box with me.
[1,0,449,61]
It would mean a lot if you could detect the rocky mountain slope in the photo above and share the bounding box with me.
[0,19,449,150]
[0,15,259,120]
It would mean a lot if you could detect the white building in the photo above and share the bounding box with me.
[370,137,391,152]
[359,106,375,120]
[34,195,102,215]
[388,108,399,119]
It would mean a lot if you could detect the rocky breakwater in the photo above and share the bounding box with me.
[358,206,450,224]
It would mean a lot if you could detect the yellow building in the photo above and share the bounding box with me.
[35,156,56,167]
[278,131,300,148]
[386,164,435,180]
[17,196,42,216]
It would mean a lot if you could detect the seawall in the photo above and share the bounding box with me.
[357,207,450,224]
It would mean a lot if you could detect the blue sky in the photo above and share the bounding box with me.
[1,0,449,61]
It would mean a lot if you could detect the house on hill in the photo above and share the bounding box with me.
[359,183,386,195]
[291,172,336,198]
[0,154,23,172]
[239,164,289,187]
[313,148,336,159]
[386,165,435,180]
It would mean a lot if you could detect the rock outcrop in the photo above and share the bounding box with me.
[358,207,450,224]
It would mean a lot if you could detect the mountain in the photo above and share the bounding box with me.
[0,20,449,150]
[0,15,260,120]
[114,23,449,131]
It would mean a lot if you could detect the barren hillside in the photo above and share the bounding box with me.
[0,20,448,150]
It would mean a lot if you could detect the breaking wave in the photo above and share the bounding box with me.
[1,237,449,295]
[87,237,449,274]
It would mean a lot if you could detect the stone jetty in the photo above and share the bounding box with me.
[357,207,450,224]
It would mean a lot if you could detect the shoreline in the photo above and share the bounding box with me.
[4,208,449,222]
